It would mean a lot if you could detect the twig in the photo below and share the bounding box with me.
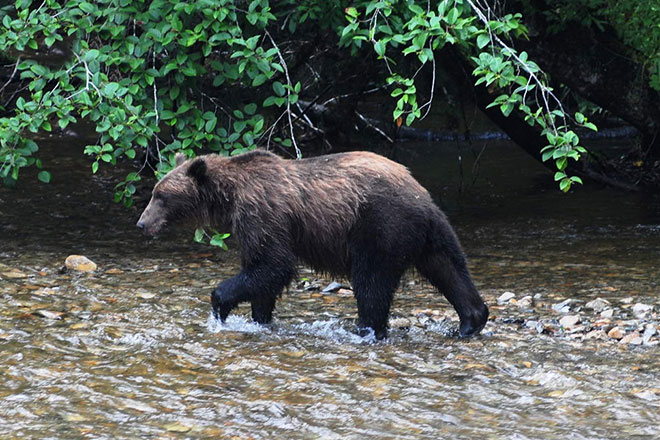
[0,57,21,96]
[264,29,301,159]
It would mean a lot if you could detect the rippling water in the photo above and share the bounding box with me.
[1,137,659,439]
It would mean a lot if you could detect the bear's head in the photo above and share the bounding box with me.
[136,153,215,236]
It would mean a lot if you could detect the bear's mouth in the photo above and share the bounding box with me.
[140,220,166,237]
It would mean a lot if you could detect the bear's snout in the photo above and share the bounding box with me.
[136,221,146,230]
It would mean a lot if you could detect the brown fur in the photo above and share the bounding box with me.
[137,150,488,339]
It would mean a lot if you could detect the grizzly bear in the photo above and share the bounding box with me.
[137,150,488,340]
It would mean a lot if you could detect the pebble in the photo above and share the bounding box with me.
[1,269,28,279]
[620,332,643,345]
[600,309,614,318]
[322,281,346,293]
[632,303,653,319]
[607,326,624,340]
[642,324,657,345]
[497,291,516,305]
[336,288,353,297]
[65,255,97,272]
[553,299,578,314]
[517,296,534,309]
[389,317,412,329]
[585,298,610,312]
[559,315,581,329]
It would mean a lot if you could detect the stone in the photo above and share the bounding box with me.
[642,324,657,345]
[517,295,534,309]
[607,326,624,340]
[1,269,28,279]
[632,303,653,319]
[65,255,97,272]
[322,281,345,293]
[584,329,606,340]
[559,315,580,329]
[497,291,516,305]
[620,332,643,345]
[553,299,578,314]
[389,317,412,329]
[600,309,614,318]
[585,298,610,312]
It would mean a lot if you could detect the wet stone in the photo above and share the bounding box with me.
[600,309,615,318]
[632,303,653,319]
[65,255,97,272]
[1,269,28,279]
[607,326,624,340]
[497,291,516,305]
[559,315,580,329]
[517,295,534,309]
[620,332,643,345]
[642,324,657,345]
[553,299,578,314]
[585,298,610,312]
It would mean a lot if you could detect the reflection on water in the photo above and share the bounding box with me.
[0,137,659,439]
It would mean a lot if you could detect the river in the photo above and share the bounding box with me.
[0,136,659,439]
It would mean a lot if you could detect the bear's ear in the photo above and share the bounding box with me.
[175,153,187,167]
[187,157,207,185]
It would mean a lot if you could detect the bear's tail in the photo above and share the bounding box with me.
[415,211,489,337]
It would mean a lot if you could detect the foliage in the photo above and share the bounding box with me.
[0,0,602,203]
[540,0,660,91]
[340,0,593,191]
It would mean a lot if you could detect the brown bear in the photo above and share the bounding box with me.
[137,150,488,340]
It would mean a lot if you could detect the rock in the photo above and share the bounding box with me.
[33,310,64,320]
[497,291,516,305]
[336,288,353,297]
[620,332,643,345]
[632,303,653,319]
[322,281,346,293]
[559,315,580,329]
[584,329,606,340]
[65,255,97,272]
[135,289,156,299]
[1,269,28,279]
[585,298,610,312]
[553,299,578,313]
[607,326,624,340]
[517,296,534,309]
[104,268,124,275]
[600,309,614,318]
[642,324,657,345]
[620,297,634,304]
[389,317,412,329]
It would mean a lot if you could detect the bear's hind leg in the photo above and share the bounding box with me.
[251,294,278,324]
[351,256,404,340]
[416,251,488,338]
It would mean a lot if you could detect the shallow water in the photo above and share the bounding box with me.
[1,137,659,439]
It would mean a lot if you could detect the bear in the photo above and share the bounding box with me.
[137,150,489,340]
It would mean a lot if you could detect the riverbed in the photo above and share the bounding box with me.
[1,137,659,439]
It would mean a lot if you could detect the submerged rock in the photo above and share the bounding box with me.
[65,255,97,272]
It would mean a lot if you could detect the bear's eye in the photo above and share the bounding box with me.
[153,192,170,204]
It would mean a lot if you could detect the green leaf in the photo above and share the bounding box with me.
[477,33,490,49]
[194,228,205,243]
[38,170,51,183]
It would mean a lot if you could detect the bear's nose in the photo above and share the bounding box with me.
[136,221,146,230]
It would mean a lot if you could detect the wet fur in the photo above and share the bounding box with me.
[139,150,489,339]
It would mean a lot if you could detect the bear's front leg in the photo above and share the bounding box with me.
[211,257,294,324]
[211,276,248,322]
